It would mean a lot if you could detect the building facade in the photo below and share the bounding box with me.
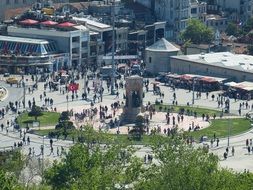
[7,24,89,69]
[0,35,69,73]
[170,52,253,82]
[145,38,179,74]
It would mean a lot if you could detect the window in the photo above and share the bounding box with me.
[149,57,152,63]
[191,8,197,14]
[6,0,10,5]
[23,0,26,3]
[81,41,88,48]
[15,0,18,4]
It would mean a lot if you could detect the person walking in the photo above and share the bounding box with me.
[49,146,54,156]
[57,147,59,156]
[216,138,220,147]
[232,146,235,156]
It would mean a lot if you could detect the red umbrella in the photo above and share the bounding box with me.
[200,77,217,83]
[180,74,192,80]
[40,20,58,26]
[19,19,39,25]
[57,22,75,27]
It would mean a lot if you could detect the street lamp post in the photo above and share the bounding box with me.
[42,135,46,178]
[22,80,26,109]
[227,119,231,147]
[192,78,195,105]
[110,0,116,95]
[35,66,38,89]
[66,93,69,112]
[83,66,87,95]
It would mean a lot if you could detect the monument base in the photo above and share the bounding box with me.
[121,107,141,124]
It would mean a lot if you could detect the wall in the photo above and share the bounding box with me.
[146,50,178,74]
[136,0,151,9]
[170,58,253,82]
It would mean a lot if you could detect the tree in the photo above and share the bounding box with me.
[226,22,241,36]
[59,111,69,122]
[181,19,214,44]
[28,105,42,121]
[242,18,253,33]
[135,135,253,190]
[128,115,146,141]
[44,128,142,189]
[0,150,25,189]
[0,150,25,178]
[0,169,23,190]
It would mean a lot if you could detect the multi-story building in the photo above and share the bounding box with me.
[154,0,191,32]
[0,35,69,74]
[7,22,89,69]
[128,21,166,58]
[72,16,129,58]
[212,0,253,22]
[190,0,207,20]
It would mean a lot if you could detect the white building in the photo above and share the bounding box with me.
[170,52,253,82]
[145,38,179,74]
[7,24,89,69]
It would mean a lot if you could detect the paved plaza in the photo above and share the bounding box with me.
[1,74,253,172]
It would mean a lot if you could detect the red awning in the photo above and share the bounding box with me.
[19,19,39,25]
[200,77,217,83]
[57,22,75,27]
[40,20,58,26]
[234,84,246,89]
[180,74,192,80]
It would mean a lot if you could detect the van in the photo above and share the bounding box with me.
[100,66,120,80]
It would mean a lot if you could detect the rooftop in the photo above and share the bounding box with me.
[171,52,253,73]
[146,38,179,52]
[0,35,49,44]
[72,17,112,31]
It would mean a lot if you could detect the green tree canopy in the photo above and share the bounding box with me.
[181,19,214,44]
[135,135,253,190]
[226,22,241,36]
[44,127,142,189]
[28,105,42,121]
[0,169,23,190]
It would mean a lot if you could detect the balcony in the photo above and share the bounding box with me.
[0,54,50,65]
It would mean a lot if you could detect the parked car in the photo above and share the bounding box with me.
[100,66,120,80]
[155,72,167,83]
[3,73,10,77]
[6,77,18,84]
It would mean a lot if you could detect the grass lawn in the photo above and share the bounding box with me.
[32,128,164,145]
[155,104,225,117]
[190,118,252,141]
[17,112,60,128]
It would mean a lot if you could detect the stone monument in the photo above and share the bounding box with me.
[122,75,143,123]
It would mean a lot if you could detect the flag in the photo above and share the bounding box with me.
[68,83,79,92]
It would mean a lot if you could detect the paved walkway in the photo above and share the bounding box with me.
[1,75,253,172]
